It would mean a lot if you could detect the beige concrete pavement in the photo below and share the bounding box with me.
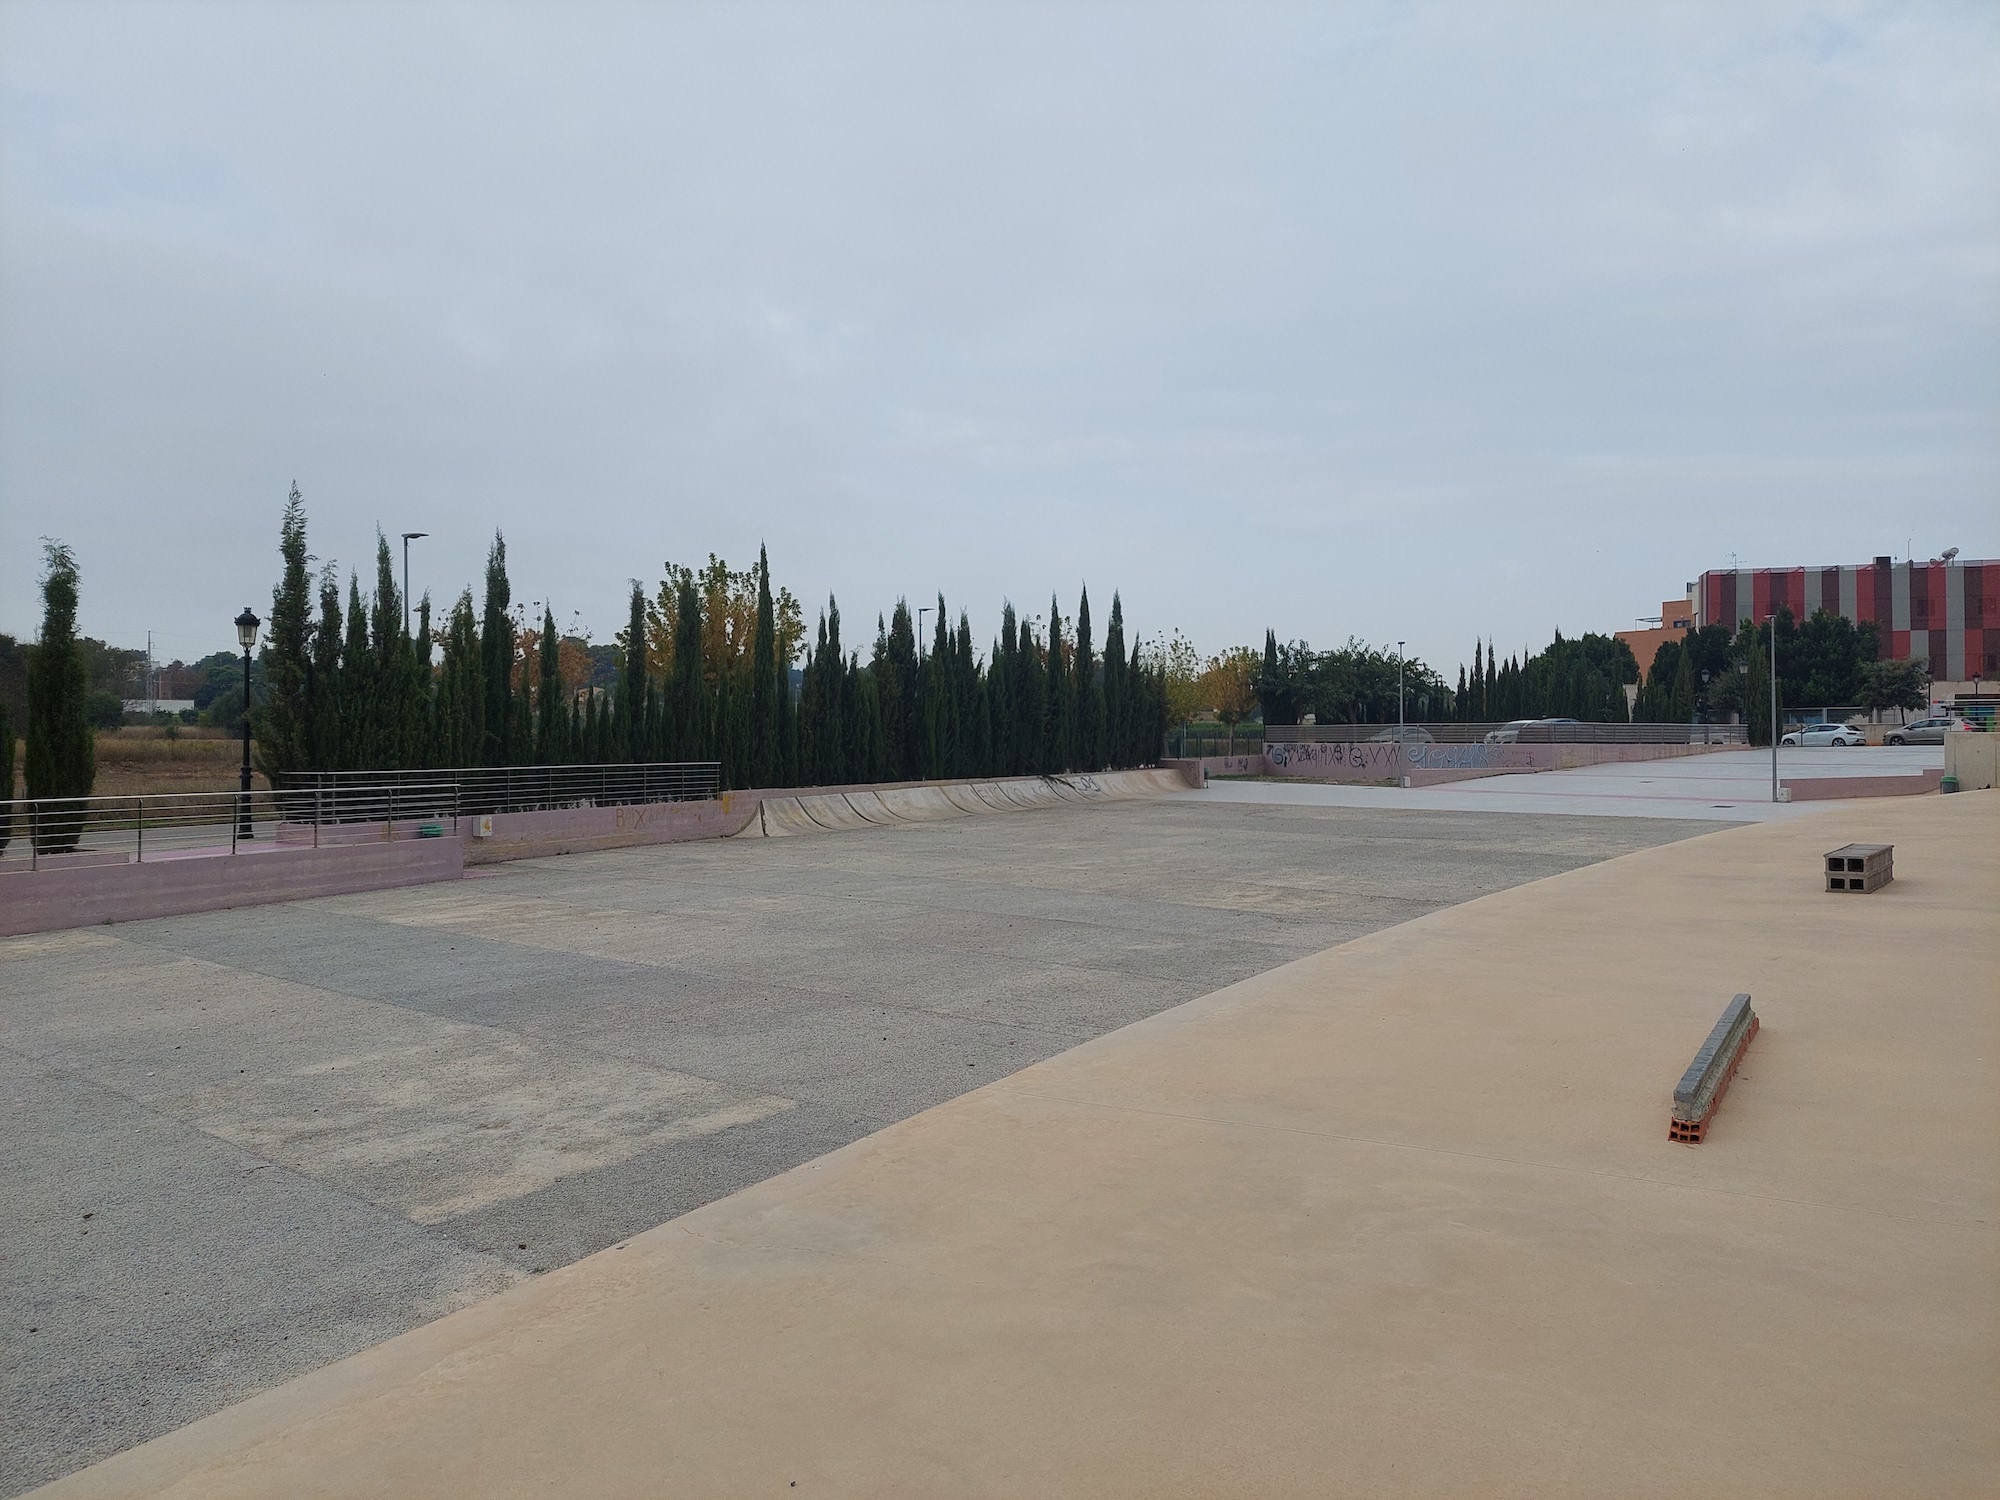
[37,793,1998,1499]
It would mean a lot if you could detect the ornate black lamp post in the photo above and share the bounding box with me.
[235,607,261,840]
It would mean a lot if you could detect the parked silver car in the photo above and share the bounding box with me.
[1365,725,1433,743]
[1780,723,1865,747]
[1884,716,1972,746]
[1484,717,1585,744]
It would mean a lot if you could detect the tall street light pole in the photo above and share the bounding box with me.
[234,607,261,840]
[917,606,931,660]
[401,533,428,634]
[1769,613,1780,804]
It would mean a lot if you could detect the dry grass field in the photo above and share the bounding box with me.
[10,729,273,799]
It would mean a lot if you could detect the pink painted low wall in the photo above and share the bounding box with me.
[1262,739,1732,784]
[0,837,465,938]
[1782,770,1943,801]
[467,795,757,863]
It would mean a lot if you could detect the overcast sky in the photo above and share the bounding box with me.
[3,1,1995,676]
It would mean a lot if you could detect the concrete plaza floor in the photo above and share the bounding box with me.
[1204,743,1946,821]
[0,796,1718,1495]
[32,790,1995,1500]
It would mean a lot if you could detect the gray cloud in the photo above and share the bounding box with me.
[3,0,1995,673]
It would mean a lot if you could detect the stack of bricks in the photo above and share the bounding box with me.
[1825,843,1893,893]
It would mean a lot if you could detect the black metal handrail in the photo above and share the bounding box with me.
[0,784,460,869]
[276,761,722,818]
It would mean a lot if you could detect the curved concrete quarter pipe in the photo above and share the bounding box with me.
[794,793,874,831]
[732,772,1183,837]
[938,783,989,814]
[838,792,900,826]
[875,785,967,821]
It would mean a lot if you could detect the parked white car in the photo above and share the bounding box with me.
[1780,723,1865,747]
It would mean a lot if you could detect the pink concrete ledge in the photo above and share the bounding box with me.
[1782,769,1944,801]
[466,795,757,863]
[0,838,465,938]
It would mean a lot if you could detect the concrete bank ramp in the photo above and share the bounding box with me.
[734,773,1181,837]
[840,792,901,826]
[875,786,967,822]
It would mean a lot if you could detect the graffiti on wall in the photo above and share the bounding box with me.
[1264,740,1404,778]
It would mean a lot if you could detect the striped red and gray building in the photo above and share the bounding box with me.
[1693,557,1998,681]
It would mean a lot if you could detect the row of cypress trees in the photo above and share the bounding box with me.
[1450,634,1639,724]
[257,490,1169,789]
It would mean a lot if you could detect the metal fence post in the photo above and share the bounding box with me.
[136,797,144,863]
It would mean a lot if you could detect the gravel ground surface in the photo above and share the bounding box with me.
[0,797,1723,1495]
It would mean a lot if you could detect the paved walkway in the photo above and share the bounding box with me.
[2,800,1709,1495]
[35,793,1997,1499]
[1203,744,1945,822]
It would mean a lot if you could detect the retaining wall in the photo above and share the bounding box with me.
[0,837,466,938]
[467,795,757,863]
[1262,739,1732,784]
[1781,769,1945,801]
[1945,733,1998,791]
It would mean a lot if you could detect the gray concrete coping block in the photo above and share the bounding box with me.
[1673,992,1756,1123]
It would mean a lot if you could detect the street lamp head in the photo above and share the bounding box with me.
[235,606,262,652]
[402,531,428,542]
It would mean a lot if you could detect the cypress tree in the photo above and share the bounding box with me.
[1670,645,1695,723]
[993,604,1019,774]
[1016,616,1045,774]
[714,662,735,787]
[433,591,482,768]
[776,649,797,785]
[752,546,778,786]
[0,700,13,855]
[621,582,647,762]
[1075,587,1102,770]
[308,566,344,771]
[1103,599,1129,768]
[341,573,370,770]
[886,601,919,777]
[414,593,435,768]
[478,532,513,767]
[823,597,846,782]
[1044,596,1071,773]
[799,615,825,784]
[536,605,561,762]
[953,613,979,776]
[25,541,93,852]
[371,532,422,770]
[920,600,949,777]
[261,483,314,779]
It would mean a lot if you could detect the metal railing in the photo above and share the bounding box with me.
[277,760,721,818]
[1262,721,1748,745]
[0,784,459,871]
